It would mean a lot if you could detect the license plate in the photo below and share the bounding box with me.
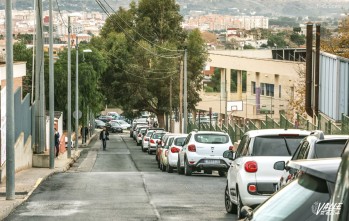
[205,160,220,164]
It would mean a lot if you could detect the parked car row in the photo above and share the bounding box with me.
[130,126,234,177]
[221,128,349,220]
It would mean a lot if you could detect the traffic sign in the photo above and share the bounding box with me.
[73,110,82,119]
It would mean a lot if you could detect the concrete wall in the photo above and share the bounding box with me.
[0,134,33,182]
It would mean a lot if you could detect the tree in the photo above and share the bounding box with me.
[51,45,107,128]
[94,0,207,127]
[13,42,33,98]
[290,33,305,46]
[321,15,349,58]
[287,64,306,120]
[267,33,288,48]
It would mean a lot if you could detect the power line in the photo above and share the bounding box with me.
[55,0,67,28]
[101,0,183,54]
[109,54,178,74]
[94,0,182,59]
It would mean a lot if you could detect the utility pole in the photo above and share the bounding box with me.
[183,48,188,133]
[6,0,15,200]
[169,77,172,132]
[67,16,72,158]
[179,60,183,133]
[35,0,45,154]
[75,35,79,151]
[49,0,54,168]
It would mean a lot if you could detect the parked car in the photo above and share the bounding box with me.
[105,121,123,133]
[148,131,166,154]
[141,131,154,152]
[113,120,131,130]
[159,136,176,171]
[65,136,75,149]
[160,134,187,173]
[95,119,106,129]
[141,129,165,152]
[223,129,311,218]
[240,158,341,221]
[328,140,349,221]
[156,133,181,166]
[136,127,148,146]
[130,122,148,138]
[274,131,349,189]
[177,130,233,177]
[98,115,114,123]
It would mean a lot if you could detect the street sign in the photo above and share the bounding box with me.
[73,110,82,119]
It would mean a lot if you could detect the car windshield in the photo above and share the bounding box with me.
[314,140,347,158]
[174,137,186,146]
[110,122,120,126]
[252,136,305,156]
[251,173,330,221]
[117,120,128,125]
[146,132,154,137]
[194,134,229,144]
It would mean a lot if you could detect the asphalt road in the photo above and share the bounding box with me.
[5,132,237,221]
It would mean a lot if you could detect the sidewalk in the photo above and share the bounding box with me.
[0,132,97,220]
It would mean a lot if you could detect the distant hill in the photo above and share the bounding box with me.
[1,0,347,17]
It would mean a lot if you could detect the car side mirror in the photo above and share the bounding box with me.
[223,150,235,160]
[240,206,253,219]
[273,161,286,171]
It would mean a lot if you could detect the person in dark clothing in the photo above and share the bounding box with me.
[99,127,109,150]
[54,128,60,158]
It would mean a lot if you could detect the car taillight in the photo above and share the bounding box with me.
[171,147,180,153]
[188,144,196,152]
[165,150,168,157]
[138,134,142,137]
[245,161,258,173]
[229,146,234,151]
[150,139,155,144]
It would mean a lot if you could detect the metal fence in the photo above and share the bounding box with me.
[186,111,349,143]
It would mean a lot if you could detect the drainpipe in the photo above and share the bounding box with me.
[314,24,321,117]
[305,23,313,117]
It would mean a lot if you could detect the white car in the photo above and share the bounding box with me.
[177,130,233,176]
[223,129,311,219]
[113,120,131,130]
[148,131,166,154]
[160,134,187,173]
[136,128,148,146]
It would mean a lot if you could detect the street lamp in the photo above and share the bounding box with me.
[77,47,92,146]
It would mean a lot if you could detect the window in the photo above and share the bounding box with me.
[260,83,275,97]
[260,83,265,95]
[251,81,256,94]
[194,134,230,144]
[252,136,305,156]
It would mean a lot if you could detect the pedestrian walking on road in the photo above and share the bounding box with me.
[99,127,109,151]
[54,128,60,158]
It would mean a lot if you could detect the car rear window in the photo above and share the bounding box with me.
[314,140,347,158]
[194,134,229,144]
[152,133,166,139]
[252,136,305,156]
[174,137,186,146]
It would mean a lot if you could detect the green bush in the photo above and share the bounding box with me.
[204,86,214,92]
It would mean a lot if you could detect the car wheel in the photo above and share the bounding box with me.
[167,164,173,173]
[236,188,243,219]
[184,158,192,176]
[177,159,184,174]
[225,183,237,214]
[219,171,226,177]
